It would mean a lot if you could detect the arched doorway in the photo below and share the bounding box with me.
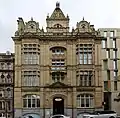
[53,97,64,115]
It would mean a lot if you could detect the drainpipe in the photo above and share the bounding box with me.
[72,87,74,118]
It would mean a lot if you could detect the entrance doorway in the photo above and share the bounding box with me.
[104,92,111,110]
[53,97,64,115]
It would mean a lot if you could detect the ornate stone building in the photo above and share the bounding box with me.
[12,3,103,118]
[0,51,14,118]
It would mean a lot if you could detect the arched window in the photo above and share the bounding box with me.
[7,88,12,97]
[0,89,4,97]
[54,24,62,28]
[23,95,40,108]
[6,73,12,83]
[51,47,66,55]
[1,73,5,83]
[77,94,94,108]
[0,101,5,110]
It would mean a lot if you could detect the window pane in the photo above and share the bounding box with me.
[84,75,87,86]
[79,53,83,64]
[80,76,83,86]
[37,99,40,107]
[23,99,27,107]
[113,39,116,48]
[86,98,89,107]
[77,94,93,108]
[90,98,93,107]
[110,31,114,37]
[104,81,108,91]
[114,81,117,91]
[7,101,11,110]
[32,99,35,107]
[28,99,31,107]
[89,76,92,86]
[104,31,107,37]
[84,53,87,64]
[81,98,84,107]
[102,40,106,48]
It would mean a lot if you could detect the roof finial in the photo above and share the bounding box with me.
[83,17,84,21]
[56,2,60,8]
[31,17,33,21]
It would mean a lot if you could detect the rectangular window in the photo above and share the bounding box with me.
[103,60,108,70]
[114,81,117,91]
[113,60,117,70]
[51,59,65,70]
[81,98,84,107]
[107,70,110,80]
[7,101,11,111]
[79,53,83,64]
[106,49,110,58]
[37,99,40,107]
[102,40,107,48]
[22,71,39,86]
[113,71,117,77]
[28,98,31,107]
[78,71,93,86]
[77,44,92,64]
[104,31,107,37]
[32,99,35,107]
[84,53,87,64]
[84,75,87,86]
[104,81,108,91]
[88,53,92,64]
[110,31,114,37]
[79,75,83,86]
[23,52,39,64]
[113,39,116,48]
[52,72,65,81]
[23,99,27,107]
[113,51,116,58]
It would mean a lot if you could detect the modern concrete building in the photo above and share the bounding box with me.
[99,28,120,115]
[12,3,103,118]
[0,51,14,118]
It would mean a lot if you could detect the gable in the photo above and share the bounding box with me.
[48,81,71,88]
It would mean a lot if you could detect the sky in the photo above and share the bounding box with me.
[0,0,120,53]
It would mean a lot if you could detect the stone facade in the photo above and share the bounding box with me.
[0,51,14,118]
[12,3,103,118]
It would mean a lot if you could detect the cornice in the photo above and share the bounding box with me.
[12,32,103,42]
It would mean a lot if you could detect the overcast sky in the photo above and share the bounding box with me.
[0,0,120,53]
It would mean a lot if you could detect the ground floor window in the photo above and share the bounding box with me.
[23,95,40,108]
[77,94,94,108]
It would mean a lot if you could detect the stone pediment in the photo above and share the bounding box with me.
[49,2,67,20]
[75,18,97,34]
[48,81,71,88]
